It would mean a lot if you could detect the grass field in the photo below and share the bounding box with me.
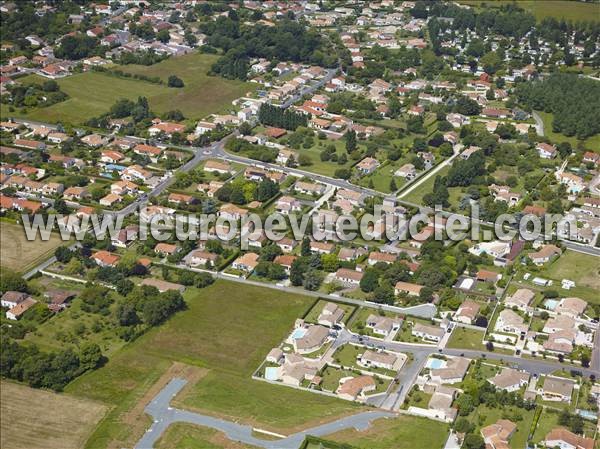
[2,53,253,124]
[0,221,66,273]
[537,250,600,306]
[65,280,358,449]
[24,277,125,357]
[118,52,255,120]
[322,415,449,449]
[0,380,108,449]
[155,423,259,449]
[446,327,487,351]
[457,1,600,23]
[400,164,451,205]
[536,111,600,151]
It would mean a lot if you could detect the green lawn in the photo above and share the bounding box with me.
[2,54,253,124]
[446,327,487,351]
[457,0,600,23]
[538,250,600,305]
[400,164,451,205]
[117,52,254,120]
[467,405,536,449]
[65,280,358,448]
[536,111,600,151]
[322,414,449,449]
[154,423,259,449]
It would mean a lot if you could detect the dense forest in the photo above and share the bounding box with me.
[201,15,338,80]
[515,73,600,139]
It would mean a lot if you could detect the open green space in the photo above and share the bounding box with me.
[2,53,253,124]
[154,423,260,449]
[536,111,600,151]
[446,327,487,351]
[117,52,255,120]
[322,414,449,449]
[457,1,600,23]
[65,280,359,449]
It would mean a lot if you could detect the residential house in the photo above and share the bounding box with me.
[543,428,594,449]
[537,142,557,159]
[481,419,517,449]
[495,309,528,335]
[359,350,398,371]
[488,368,529,392]
[337,375,376,402]
[6,297,37,320]
[334,268,363,287]
[412,323,445,342]
[318,302,345,328]
[504,288,535,312]
[188,250,218,267]
[356,157,380,175]
[528,244,562,265]
[154,243,179,257]
[1,291,32,309]
[394,281,423,297]
[539,377,575,402]
[365,314,401,337]
[231,252,260,272]
[455,300,480,325]
[92,250,120,267]
[293,325,330,354]
[555,297,587,319]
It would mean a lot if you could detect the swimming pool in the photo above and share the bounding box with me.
[265,367,279,381]
[544,299,559,310]
[426,358,446,369]
[291,328,307,339]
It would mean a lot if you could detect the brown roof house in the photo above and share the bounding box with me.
[337,375,376,402]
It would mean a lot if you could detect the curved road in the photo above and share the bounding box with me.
[135,378,394,449]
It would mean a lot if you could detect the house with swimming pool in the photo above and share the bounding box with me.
[292,325,330,354]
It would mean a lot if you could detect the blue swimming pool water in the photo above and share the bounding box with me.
[426,358,445,369]
[544,299,559,310]
[265,367,279,381]
[291,328,307,339]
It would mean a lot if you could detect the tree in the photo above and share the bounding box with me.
[55,246,73,263]
[345,130,357,153]
[167,75,184,88]
[463,434,485,449]
[360,269,379,293]
[454,418,473,434]
[456,393,475,416]
[303,269,322,291]
[0,269,27,292]
[290,259,305,286]
[300,237,311,257]
[157,29,170,43]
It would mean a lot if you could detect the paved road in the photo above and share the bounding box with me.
[135,378,394,449]
[398,145,461,200]
[174,264,437,318]
[532,111,545,136]
[342,331,599,378]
